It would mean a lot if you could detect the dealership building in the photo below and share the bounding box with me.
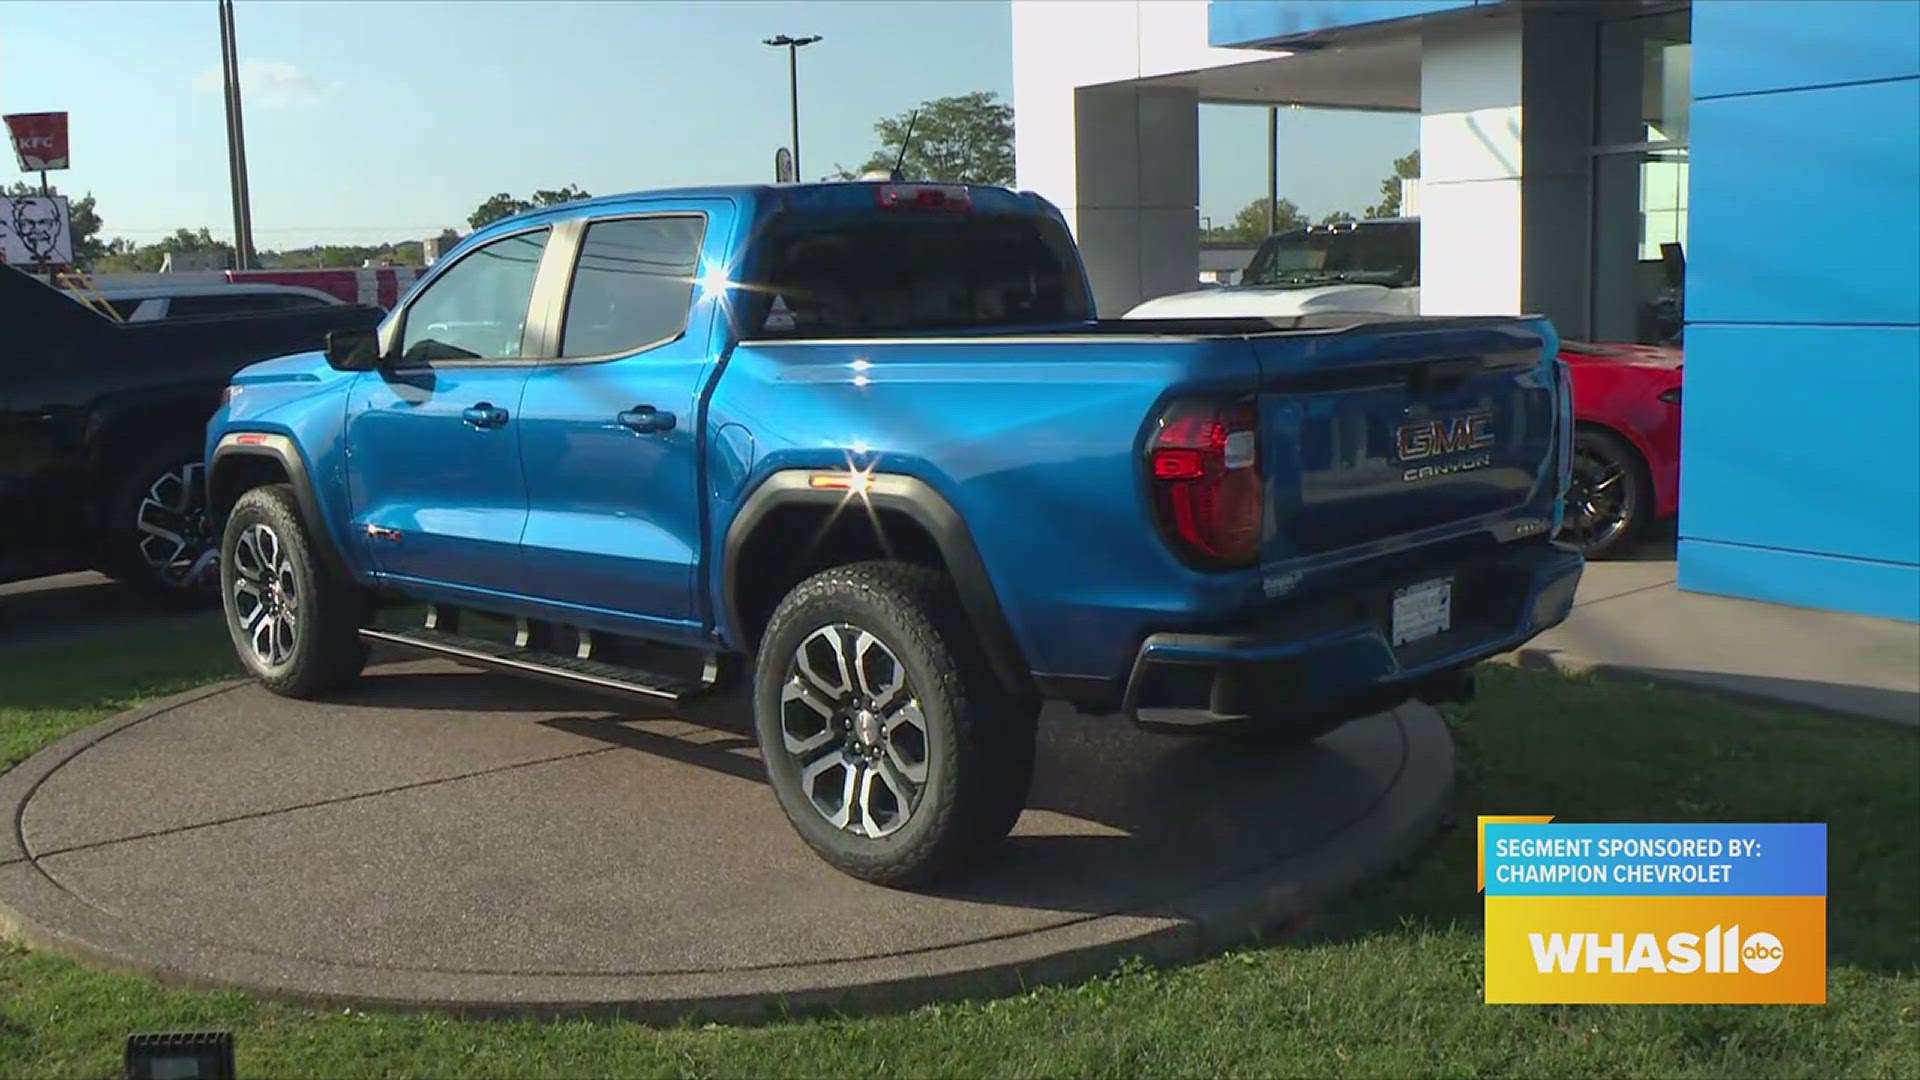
[1013,0,1918,622]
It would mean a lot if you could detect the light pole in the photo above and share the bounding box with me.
[763,34,821,181]
[217,0,256,270]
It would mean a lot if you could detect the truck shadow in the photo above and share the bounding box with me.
[526,680,1394,920]
[0,572,207,651]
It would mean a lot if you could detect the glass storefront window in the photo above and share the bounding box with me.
[1592,8,1690,345]
[1593,149,1688,343]
[1596,9,1691,148]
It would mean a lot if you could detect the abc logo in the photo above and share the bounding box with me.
[1741,931,1785,974]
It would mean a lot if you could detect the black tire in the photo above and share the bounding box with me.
[106,448,221,606]
[753,561,1036,887]
[219,484,368,699]
[1561,427,1650,560]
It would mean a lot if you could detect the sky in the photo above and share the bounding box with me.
[0,1,1415,250]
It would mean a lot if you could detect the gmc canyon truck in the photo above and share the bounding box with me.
[204,182,1583,886]
[1,264,383,596]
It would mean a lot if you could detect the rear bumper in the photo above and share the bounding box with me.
[1121,539,1583,730]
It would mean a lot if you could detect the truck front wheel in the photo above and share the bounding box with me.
[219,484,368,699]
[753,561,1037,887]
[106,449,220,605]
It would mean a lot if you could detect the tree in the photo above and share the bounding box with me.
[1320,209,1357,226]
[832,91,1014,186]
[135,227,235,272]
[1203,196,1305,243]
[6,182,105,265]
[530,185,591,208]
[467,184,591,230]
[1366,149,1420,219]
[468,193,530,230]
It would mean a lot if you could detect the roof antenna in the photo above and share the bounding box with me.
[890,110,918,182]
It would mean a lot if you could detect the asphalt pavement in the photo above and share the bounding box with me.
[0,660,1453,1020]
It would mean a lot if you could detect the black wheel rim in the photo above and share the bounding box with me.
[134,462,219,594]
[231,523,299,667]
[778,623,930,839]
[1561,443,1632,551]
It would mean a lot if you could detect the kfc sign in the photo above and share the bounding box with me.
[2,194,73,266]
[6,112,70,171]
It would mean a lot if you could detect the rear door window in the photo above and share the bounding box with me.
[745,212,1090,337]
[559,215,707,358]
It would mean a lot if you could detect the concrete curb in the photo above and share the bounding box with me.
[0,688,1454,1024]
[1490,648,1919,728]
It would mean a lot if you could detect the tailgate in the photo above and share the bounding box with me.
[1252,317,1557,559]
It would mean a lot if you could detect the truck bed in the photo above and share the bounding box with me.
[744,310,1530,342]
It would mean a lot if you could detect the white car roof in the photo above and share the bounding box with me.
[94,282,340,302]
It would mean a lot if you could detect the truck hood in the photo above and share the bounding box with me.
[1123,282,1401,319]
[232,348,338,386]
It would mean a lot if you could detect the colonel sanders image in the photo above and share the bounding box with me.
[5,196,64,265]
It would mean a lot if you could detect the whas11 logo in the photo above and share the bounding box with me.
[1481,820,1825,1004]
[1529,925,1784,976]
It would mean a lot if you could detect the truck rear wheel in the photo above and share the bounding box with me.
[219,484,368,699]
[753,561,1036,887]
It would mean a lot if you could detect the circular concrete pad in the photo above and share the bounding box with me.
[0,659,1453,1021]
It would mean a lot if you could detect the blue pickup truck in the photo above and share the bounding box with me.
[204,181,1582,886]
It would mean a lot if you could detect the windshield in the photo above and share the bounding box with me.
[1241,221,1419,289]
[741,210,1092,337]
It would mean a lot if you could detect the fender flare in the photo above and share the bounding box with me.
[207,432,355,586]
[722,470,1034,697]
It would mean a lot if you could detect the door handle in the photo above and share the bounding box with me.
[462,402,509,429]
[617,406,677,435]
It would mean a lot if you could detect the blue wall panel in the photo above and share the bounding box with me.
[1207,0,1482,48]
[1678,539,1920,623]
[1684,3,1920,621]
[1687,80,1920,326]
[1693,1,1920,100]
[1680,325,1920,566]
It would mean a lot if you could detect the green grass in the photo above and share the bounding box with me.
[2,621,1916,1078]
[0,613,238,773]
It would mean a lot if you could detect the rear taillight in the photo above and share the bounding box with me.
[1147,398,1262,567]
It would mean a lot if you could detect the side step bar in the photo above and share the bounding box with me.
[359,626,712,704]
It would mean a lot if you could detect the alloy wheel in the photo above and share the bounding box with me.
[1562,443,1631,552]
[230,523,299,667]
[135,462,219,594]
[778,623,930,839]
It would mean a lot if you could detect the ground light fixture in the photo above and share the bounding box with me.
[124,1030,235,1080]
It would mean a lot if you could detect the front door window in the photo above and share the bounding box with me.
[400,229,550,362]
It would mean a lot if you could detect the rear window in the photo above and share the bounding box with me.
[1242,221,1420,289]
[742,211,1090,338]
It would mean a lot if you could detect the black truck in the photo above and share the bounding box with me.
[1,265,383,598]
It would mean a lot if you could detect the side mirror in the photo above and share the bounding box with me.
[324,327,382,371]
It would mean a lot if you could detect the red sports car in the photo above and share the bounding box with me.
[1557,341,1683,559]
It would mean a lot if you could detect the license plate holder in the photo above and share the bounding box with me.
[1391,577,1453,646]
